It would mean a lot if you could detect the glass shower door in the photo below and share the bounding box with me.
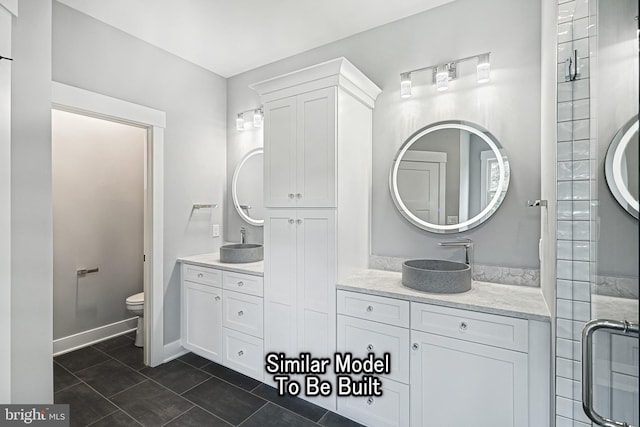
[581,0,639,425]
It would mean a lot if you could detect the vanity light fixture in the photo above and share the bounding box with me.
[435,64,451,91]
[399,52,491,98]
[476,53,491,83]
[400,72,412,98]
[253,108,263,128]
[236,107,264,131]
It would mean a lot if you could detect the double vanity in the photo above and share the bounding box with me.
[178,58,552,427]
[178,255,551,427]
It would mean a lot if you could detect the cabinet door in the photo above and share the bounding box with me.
[182,281,222,363]
[264,96,297,207]
[296,209,337,410]
[410,330,528,427]
[264,210,298,359]
[296,88,336,208]
[296,209,336,357]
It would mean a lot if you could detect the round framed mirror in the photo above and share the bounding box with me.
[389,120,510,233]
[604,115,638,219]
[232,148,264,226]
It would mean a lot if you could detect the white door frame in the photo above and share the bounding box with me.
[51,82,165,367]
[0,0,17,404]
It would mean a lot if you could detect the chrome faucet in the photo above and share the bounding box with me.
[240,227,246,244]
[438,238,474,278]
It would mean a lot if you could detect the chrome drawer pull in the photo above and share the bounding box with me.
[238,310,244,317]
[197,273,204,278]
[238,350,244,357]
[366,305,374,313]
[214,296,220,301]
[367,397,374,405]
[459,322,468,331]
[366,344,374,352]
[237,281,244,287]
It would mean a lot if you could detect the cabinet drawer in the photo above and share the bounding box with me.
[338,376,409,427]
[223,271,263,297]
[337,315,409,384]
[337,291,410,328]
[223,290,264,338]
[222,328,264,381]
[411,302,528,352]
[182,264,221,287]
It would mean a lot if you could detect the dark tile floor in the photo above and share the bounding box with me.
[54,333,364,427]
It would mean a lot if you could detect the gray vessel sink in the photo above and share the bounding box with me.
[220,243,264,263]
[402,259,471,293]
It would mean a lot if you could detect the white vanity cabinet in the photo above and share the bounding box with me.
[252,58,381,411]
[410,303,529,427]
[336,291,411,427]
[181,265,223,363]
[335,289,551,427]
[181,263,264,381]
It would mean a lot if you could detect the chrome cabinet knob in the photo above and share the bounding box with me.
[366,305,374,313]
[238,350,244,356]
[296,193,302,199]
[288,193,295,199]
[459,322,468,331]
[412,343,419,351]
[288,218,294,224]
[197,273,204,278]
[296,219,302,225]
[366,344,374,352]
[214,296,220,301]
[367,397,374,405]
[238,310,244,317]
[237,281,244,287]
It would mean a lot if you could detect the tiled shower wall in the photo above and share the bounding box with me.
[555,0,596,425]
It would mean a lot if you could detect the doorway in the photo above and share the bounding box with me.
[52,82,165,367]
[52,109,146,353]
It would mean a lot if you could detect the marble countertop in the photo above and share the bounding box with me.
[337,269,551,322]
[592,294,639,323]
[178,253,264,276]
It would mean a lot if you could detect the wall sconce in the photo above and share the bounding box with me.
[399,52,490,98]
[236,107,263,131]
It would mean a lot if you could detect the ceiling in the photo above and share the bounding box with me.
[57,0,455,78]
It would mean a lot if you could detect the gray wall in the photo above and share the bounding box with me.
[595,0,638,278]
[52,110,145,340]
[52,2,227,344]
[227,0,542,268]
[11,0,53,403]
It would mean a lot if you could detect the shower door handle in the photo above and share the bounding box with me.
[77,268,99,276]
[582,319,639,427]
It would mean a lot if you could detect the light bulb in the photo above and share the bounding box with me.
[400,73,412,98]
[477,53,491,84]
[236,113,245,131]
[436,64,449,91]
[253,109,263,128]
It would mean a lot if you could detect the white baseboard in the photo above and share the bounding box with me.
[164,339,188,363]
[53,318,138,356]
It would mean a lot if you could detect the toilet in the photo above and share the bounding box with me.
[126,292,144,347]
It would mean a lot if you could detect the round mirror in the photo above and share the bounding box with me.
[604,115,638,218]
[232,148,264,226]
[389,120,510,233]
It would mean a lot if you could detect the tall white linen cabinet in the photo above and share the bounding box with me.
[251,58,381,410]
